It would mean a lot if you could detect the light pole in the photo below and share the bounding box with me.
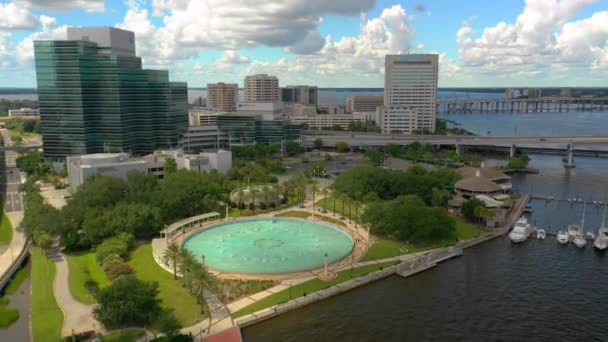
[324,252,328,277]
[202,255,205,268]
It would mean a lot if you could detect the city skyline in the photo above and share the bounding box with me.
[0,0,607,88]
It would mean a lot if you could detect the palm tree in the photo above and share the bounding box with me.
[190,264,215,314]
[322,188,329,212]
[298,185,307,208]
[332,191,337,216]
[249,188,258,214]
[262,185,270,208]
[311,184,319,211]
[242,192,252,215]
[237,189,245,215]
[178,247,197,288]
[163,244,181,280]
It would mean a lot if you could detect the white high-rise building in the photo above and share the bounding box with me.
[244,74,280,103]
[379,54,438,134]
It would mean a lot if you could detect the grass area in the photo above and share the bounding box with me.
[233,260,399,318]
[361,219,483,262]
[101,328,146,342]
[31,247,63,342]
[128,243,203,326]
[0,262,30,328]
[315,214,347,227]
[315,196,363,220]
[0,212,13,244]
[66,251,111,304]
[274,210,310,218]
[453,219,483,240]
[216,279,278,303]
[0,306,19,328]
[4,262,29,295]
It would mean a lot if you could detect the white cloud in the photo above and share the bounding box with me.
[17,0,105,13]
[16,15,67,63]
[218,50,250,65]
[456,0,608,77]
[120,0,375,62]
[0,2,38,30]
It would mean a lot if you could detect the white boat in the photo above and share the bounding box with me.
[556,231,569,244]
[572,202,587,249]
[509,217,532,243]
[536,229,546,240]
[567,224,582,241]
[573,234,587,248]
[594,203,608,251]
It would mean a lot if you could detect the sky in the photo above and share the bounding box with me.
[0,0,607,88]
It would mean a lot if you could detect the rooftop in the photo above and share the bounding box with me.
[458,166,510,181]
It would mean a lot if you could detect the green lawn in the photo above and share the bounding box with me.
[233,260,398,318]
[362,219,483,262]
[0,212,13,244]
[66,251,111,304]
[453,219,483,240]
[31,247,63,342]
[4,262,29,295]
[274,210,311,218]
[128,243,203,326]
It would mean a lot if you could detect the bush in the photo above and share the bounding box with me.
[150,335,193,342]
[0,307,19,328]
[100,254,124,266]
[94,276,162,329]
[103,259,134,281]
[95,233,134,264]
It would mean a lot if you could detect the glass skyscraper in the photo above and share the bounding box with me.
[34,27,188,160]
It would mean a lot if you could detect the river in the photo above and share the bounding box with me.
[243,105,608,341]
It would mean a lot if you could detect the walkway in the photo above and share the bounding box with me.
[0,212,27,289]
[181,290,233,337]
[48,244,103,336]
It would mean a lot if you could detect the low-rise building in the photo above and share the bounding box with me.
[290,114,355,130]
[236,102,283,120]
[284,104,317,117]
[8,108,39,118]
[353,111,379,124]
[346,95,383,113]
[321,103,345,115]
[67,149,232,189]
[181,125,228,152]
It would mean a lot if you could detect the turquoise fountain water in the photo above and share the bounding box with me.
[182,218,354,274]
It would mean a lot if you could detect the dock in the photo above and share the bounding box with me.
[529,195,606,206]
[396,247,463,278]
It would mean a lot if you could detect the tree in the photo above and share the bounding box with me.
[335,142,350,153]
[311,184,319,211]
[163,244,181,280]
[106,202,163,239]
[16,151,51,177]
[286,141,305,156]
[237,189,245,215]
[164,157,178,175]
[365,148,385,166]
[178,247,197,288]
[94,275,162,329]
[322,187,329,211]
[462,198,484,222]
[507,155,529,169]
[261,185,271,208]
[431,188,451,207]
[35,232,52,256]
[313,138,323,150]
[362,195,456,242]
[126,171,159,203]
[189,265,214,314]
[311,162,326,178]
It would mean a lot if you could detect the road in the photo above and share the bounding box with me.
[1,129,23,212]
[303,131,608,148]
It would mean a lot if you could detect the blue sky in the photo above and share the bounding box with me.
[1,0,607,88]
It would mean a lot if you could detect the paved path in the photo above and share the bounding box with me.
[181,290,233,338]
[0,212,26,284]
[48,245,103,336]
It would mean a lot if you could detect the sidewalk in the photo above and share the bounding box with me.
[47,245,103,336]
[0,212,27,287]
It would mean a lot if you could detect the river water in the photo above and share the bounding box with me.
[244,107,608,341]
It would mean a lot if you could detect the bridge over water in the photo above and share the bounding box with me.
[303,131,608,168]
[438,96,608,113]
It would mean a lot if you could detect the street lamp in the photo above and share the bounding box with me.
[324,252,328,277]
[202,255,205,268]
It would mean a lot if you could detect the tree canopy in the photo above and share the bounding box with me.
[362,195,456,242]
[330,165,460,204]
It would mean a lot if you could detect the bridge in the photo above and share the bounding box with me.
[303,131,608,168]
[438,96,608,114]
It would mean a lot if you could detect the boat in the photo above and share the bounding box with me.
[594,203,608,251]
[556,230,569,244]
[572,202,587,248]
[509,217,532,243]
[547,196,555,201]
[567,224,582,241]
[536,229,546,240]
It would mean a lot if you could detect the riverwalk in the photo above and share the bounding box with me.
[0,212,27,291]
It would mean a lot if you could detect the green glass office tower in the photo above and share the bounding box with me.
[34,27,187,160]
